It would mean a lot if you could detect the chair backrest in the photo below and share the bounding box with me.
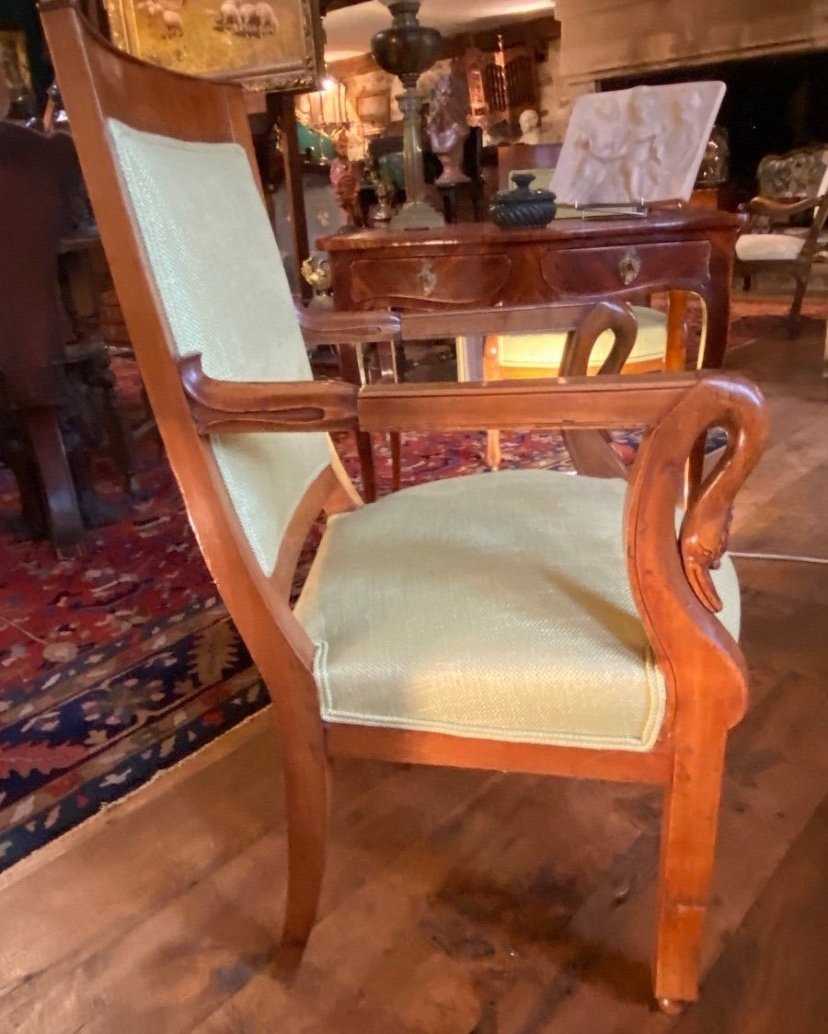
[0,122,78,406]
[756,145,828,200]
[40,0,348,686]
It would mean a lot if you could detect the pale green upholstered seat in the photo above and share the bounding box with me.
[296,470,740,753]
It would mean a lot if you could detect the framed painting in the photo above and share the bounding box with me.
[105,0,324,92]
[0,30,32,93]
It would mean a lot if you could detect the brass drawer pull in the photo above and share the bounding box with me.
[417,260,438,297]
[618,248,642,285]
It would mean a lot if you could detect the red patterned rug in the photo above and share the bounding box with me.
[0,298,824,871]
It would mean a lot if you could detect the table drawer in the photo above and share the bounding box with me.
[349,253,512,307]
[540,240,711,296]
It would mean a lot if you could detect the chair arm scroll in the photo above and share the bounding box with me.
[296,303,401,347]
[740,193,828,223]
[178,354,358,434]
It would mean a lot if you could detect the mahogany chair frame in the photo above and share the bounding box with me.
[41,1,768,1012]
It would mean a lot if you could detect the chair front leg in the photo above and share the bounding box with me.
[654,731,728,1010]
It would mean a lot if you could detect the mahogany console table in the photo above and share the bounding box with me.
[319,208,743,375]
[319,209,743,499]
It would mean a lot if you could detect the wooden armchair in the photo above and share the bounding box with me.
[734,145,828,335]
[41,1,768,1012]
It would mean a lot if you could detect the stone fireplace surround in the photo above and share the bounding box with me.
[603,49,828,195]
[553,0,828,192]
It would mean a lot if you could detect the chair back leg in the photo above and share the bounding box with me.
[24,406,85,550]
[279,744,331,968]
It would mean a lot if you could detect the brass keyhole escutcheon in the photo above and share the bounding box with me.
[417,260,438,297]
[618,248,642,285]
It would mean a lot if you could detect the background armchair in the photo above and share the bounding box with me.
[42,1,768,1013]
[0,118,131,547]
[734,145,828,335]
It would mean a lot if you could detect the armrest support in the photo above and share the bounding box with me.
[357,373,699,433]
[296,303,401,347]
[178,354,358,434]
[741,193,826,220]
[400,299,626,341]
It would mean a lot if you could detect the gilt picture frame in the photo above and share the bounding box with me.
[105,0,324,92]
[0,30,33,93]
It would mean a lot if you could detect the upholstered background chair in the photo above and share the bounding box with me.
[41,1,767,1012]
[0,117,131,547]
[734,145,828,335]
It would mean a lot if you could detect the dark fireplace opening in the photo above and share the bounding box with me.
[601,49,828,196]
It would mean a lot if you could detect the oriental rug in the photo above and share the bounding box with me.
[0,299,824,871]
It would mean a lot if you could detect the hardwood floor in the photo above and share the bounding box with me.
[0,320,825,1033]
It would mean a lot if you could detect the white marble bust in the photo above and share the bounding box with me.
[517,109,541,145]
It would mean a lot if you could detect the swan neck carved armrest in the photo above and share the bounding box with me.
[627,373,768,727]
[359,371,768,633]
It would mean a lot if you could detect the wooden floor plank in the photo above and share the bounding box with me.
[672,796,828,1034]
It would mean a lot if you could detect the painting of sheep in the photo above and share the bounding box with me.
[106,0,323,91]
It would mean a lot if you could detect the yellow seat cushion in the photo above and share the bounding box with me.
[295,470,740,752]
[493,305,667,372]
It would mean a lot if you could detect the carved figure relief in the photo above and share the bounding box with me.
[552,81,726,206]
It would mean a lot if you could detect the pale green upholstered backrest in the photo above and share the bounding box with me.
[108,119,330,577]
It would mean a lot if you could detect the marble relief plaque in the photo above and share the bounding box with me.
[551,81,726,206]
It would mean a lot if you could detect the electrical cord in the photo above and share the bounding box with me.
[728,551,828,565]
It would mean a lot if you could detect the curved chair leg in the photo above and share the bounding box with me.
[653,737,727,1008]
[390,432,402,492]
[787,275,807,337]
[280,748,331,966]
[24,407,85,550]
[486,429,501,470]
